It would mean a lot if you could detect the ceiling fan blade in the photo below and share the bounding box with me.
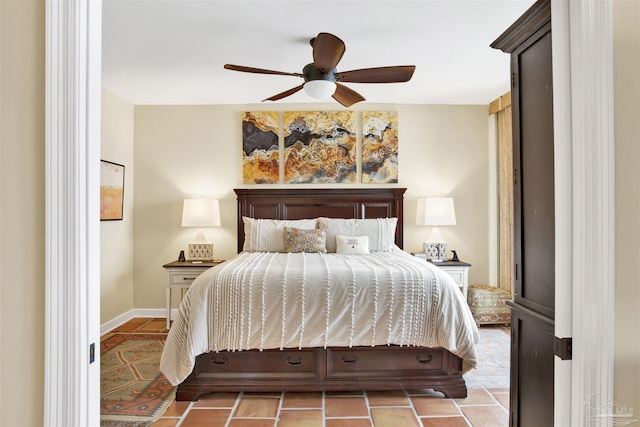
[262,84,304,102]
[224,64,303,78]
[312,32,346,73]
[332,83,365,107]
[336,65,416,83]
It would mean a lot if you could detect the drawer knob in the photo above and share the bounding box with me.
[183,277,195,281]
[286,356,304,367]
[417,353,433,364]
[341,355,359,365]
[211,356,228,366]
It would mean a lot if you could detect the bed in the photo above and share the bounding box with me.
[161,188,478,401]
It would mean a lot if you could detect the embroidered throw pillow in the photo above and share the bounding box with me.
[284,227,327,253]
[336,235,370,255]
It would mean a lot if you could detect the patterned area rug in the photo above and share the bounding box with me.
[101,333,175,427]
[464,326,511,389]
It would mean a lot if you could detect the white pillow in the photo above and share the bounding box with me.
[243,217,318,252]
[318,217,398,253]
[336,235,370,255]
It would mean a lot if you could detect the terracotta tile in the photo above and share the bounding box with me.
[421,416,470,427]
[325,396,369,417]
[126,318,151,326]
[234,396,280,417]
[194,392,239,407]
[100,332,115,341]
[160,400,191,417]
[243,391,284,397]
[282,392,323,408]
[112,318,149,332]
[370,407,421,427]
[139,320,168,332]
[326,390,365,396]
[149,418,179,427]
[367,390,410,407]
[180,408,231,427]
[460,405,508,427]
[326,419,372,427]
[411,396,461,416]
[228,419,275,427]
[406,389,446,397]
[491,392,510,410]
[455,389,495,405]
[278,409,323,427]
[113,323,141,332]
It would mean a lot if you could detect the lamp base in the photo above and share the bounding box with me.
[188,243,213,261]
[424,241,448,262]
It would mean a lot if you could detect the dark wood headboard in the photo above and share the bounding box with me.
[235,188,406,253]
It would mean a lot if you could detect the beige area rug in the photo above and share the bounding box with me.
[100,333,176,427]
[464,325,511,389]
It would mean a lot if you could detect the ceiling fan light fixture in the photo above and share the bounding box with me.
[303,80,337,99]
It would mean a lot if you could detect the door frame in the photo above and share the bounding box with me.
[552,1,615,426]
[42,1,615,425]
[44,0,102,425]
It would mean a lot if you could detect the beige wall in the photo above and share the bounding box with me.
[101,88,135,323]
[132,104,490,309]
[613,0,640,414]
[0,0,45,426]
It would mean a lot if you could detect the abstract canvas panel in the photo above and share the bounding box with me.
[283,111,356,183]
[100,160,125,220]
[242,111,279,184]
[362,111,399,183]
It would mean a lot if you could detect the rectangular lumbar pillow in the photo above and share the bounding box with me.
[284,227,327,253]
[336,235,370,255]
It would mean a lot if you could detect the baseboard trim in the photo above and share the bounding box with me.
[100,308,176,335]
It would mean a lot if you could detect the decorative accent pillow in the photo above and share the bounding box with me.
[336,235,370,255]
[242,217,318,252]
[318,217,398,253]
[284,227,327,253]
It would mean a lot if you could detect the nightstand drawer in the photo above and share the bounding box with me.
[164,260,225,329]
[171,272,202,284]
[439,268,464,286]
[413,256,471,300]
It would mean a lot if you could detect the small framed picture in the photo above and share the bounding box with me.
[100,160,125,221]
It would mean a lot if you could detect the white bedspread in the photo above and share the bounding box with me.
[160,248,479,385]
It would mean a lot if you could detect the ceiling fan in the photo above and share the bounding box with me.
[224,32,416,108]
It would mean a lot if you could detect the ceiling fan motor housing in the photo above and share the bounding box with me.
[303,63,336,83]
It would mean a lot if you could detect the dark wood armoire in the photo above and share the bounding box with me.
[491,1,557,426]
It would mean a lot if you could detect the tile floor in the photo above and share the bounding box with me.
[110,318,510,427]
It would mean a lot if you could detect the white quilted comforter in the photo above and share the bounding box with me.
[160,248,479,385]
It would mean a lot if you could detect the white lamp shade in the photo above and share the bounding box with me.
[304,80,337,99]
[416,197,456,226]
[181,198,221,227]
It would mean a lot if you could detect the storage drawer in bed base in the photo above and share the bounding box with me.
[176,346,466,401]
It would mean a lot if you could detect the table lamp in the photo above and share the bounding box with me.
[181,198,221,260]
[416,197,456,262]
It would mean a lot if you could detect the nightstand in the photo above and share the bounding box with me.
[163,259,224,329]
[411,253,471,299]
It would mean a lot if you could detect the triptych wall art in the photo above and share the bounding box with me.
[242,111,398,184]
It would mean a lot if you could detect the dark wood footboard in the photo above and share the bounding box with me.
[176,346,467,401]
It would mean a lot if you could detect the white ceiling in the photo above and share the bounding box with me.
[102,0,534,106]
